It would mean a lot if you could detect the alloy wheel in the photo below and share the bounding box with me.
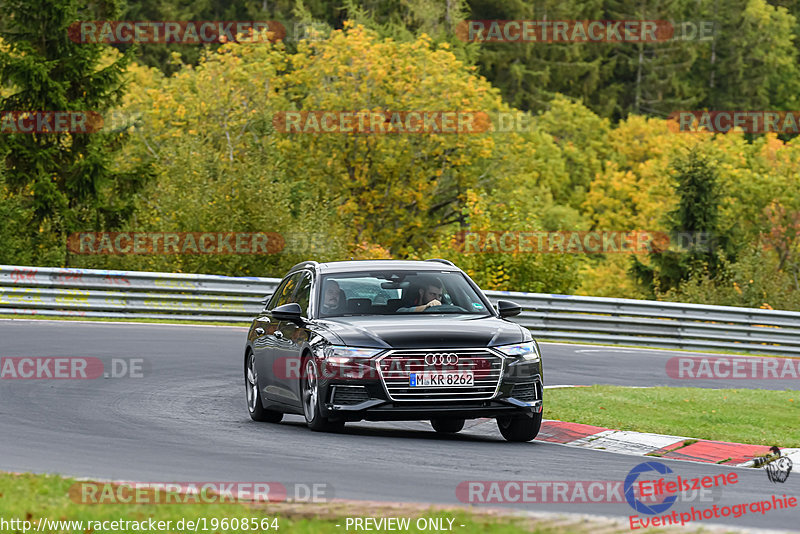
[303,359,318,422]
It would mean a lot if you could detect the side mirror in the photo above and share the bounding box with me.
[496,300,522,318]
[271,302,304,322]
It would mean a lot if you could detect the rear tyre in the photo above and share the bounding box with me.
[497,412,542,442]
[430,418,465,433]
[302,356,345,432]
[246,352,283,423]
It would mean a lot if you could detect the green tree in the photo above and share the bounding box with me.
[633,148,729,294]
[606,0,702,117]
[78,42,348,277]
[698,0,800,111]
[111,0,800,120]
[0,0,151,266]
[276,24,518,256]
[92,23,582,284]
[536,96,611,210]
[467,0,615,115]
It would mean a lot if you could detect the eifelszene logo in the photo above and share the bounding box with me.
[625,462,678,515]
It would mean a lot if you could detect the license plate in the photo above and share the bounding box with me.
[409,372,474,387]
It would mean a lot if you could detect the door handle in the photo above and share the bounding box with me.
[255,327,265,336]
[273,331,283,339]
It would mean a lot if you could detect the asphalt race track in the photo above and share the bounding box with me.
[0,320,798,531]
[543,343,800,391]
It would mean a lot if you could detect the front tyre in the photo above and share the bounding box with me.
[430,418,465,433]
[302,357,344,432]
[246,352,283,423]
[497,412,542,442]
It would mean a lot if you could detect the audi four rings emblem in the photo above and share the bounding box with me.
[424,353,459,365]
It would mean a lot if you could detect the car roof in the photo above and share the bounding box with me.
[288,259,462,275]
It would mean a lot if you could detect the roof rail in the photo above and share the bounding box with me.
[289,260,319,272]
[424,258,455,266]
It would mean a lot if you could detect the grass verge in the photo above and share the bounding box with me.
[0,472,663,534]
[546,385,800,447]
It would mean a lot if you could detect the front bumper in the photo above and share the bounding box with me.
[326,397,542,422]
[320,373,544,422]
[315,347,543,422]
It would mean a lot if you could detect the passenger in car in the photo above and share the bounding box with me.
[321,280,346,314]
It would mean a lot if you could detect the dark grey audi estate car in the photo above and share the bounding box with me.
[244,259,544,441]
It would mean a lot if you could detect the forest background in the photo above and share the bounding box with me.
[2,0,800,310]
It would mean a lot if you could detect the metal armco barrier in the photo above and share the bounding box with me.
[0,265,280,323]
[2,264,799,356]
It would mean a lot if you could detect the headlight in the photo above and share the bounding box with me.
[494,341,540,362]
[322,346,382,364]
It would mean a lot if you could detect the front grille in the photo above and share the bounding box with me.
[376,349,504,401]
[330,385,370,405]
[510,381,542,402]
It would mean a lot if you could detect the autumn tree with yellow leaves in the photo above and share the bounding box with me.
[6,13,800,308]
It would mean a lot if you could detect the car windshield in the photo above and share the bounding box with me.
[318,271,492,317]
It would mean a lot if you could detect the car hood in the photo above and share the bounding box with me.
[316,314,526,349]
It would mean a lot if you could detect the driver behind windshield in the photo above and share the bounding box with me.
[398,277,444,312]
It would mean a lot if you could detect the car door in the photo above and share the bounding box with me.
[254,273,300,404]
[271,270,314,406]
